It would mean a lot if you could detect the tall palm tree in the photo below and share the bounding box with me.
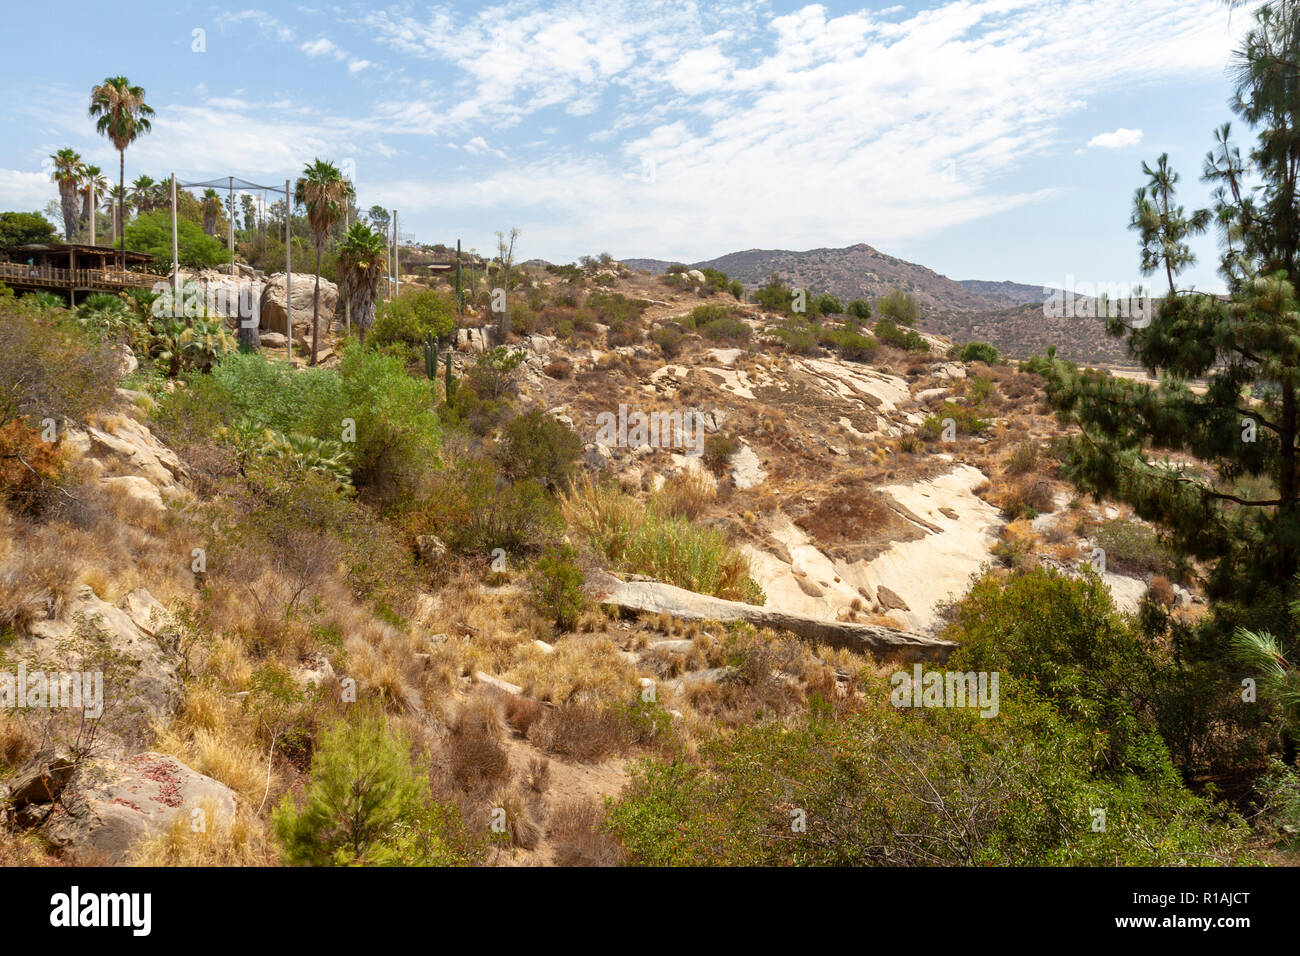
[130,175,157,215]
[294,159,354,365]
[89,76,154,270]
[200,188,222,237]
[80,164,108,241]
[50,149,84,241]
[337,222,387,348]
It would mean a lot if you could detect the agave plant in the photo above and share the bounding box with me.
[180,318,236,373]
[258,429,353,486]
[150,318,188,377]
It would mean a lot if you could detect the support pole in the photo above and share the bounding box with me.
[228,176,235,279]
[393,209,400,299]
[285,179,292,364]
[171,174,180,304]
[344,202,350,335]
[89,184,96,246]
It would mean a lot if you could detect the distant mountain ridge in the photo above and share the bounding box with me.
[622,242,1126,365]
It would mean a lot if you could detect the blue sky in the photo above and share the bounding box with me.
[0,0,1260,292]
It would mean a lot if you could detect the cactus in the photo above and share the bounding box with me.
[423,332,438,380]
[444,350,455,399]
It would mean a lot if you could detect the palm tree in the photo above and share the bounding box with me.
[201,188,222,237]
[50,149,84,241]
[130,175,157,215]
[89,76,154,270]
[294,159,354,365]
[336,222,386,348]
[80,164,108,241]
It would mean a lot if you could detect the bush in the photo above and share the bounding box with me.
[699,316,751,344]
[1091,518,1171,576]
[754,275,795,312]
[0,419,69,516]
[606,687,1250,866]
[650,324,684,358]
[811,293,843,316]
[874,318,929,353]
[0,295,120,428]
[529,544,586,631]
[495,409,582,490]
[920,402,989,438]
[125,209,231,269]
[820,327,878,362]
[846,298,872,320]
[770,320,818,355]
[960,341,1001,364]
[702,435,739,476]
[370,289,456,349]
[875,289,921,326]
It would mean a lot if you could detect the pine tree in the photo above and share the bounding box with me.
[1043,0,1300,643]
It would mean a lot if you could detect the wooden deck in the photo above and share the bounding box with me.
[0,261,160,294]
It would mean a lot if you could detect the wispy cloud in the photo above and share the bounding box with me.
[1087,127,1144,149]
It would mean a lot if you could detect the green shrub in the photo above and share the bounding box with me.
[874,318,929,353]
[770,319,818,355]
[650,324,684,358]
[495,408,582,490]
[960,341,1001,364]
[702,434,740,476]
[370,289,456,349]
[0,295,120,427]
[846,298,872,320]
[968,374,995,404]
[819,327,878,362]
[699,316,751,344]
[811,293,843,315]
[1091,518,1171,576]
[754,275,795,312]
[920,402,989,438]
[875,289,921,326]
[530,544,586,631]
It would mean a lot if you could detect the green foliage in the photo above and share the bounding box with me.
[875,289,921,326]
[0,211,57,252]
[1091,518,1171,576]
[649,324,684,358]
[819,327,878,362]
[846,298,872,320]
[495,408,582,490]
[529,544,586,631]
[960,341,1001,364]
[754,275,795,312]
[607,690,1249,866]
[124,209,231,268]
[0,294,120,427]
[811,293,843,315]
[968,374,995,404]
[273,708,475,866]
[769,318,818,355]
[874,318,929,353]
[465,346,524,402]
[371,288,457,349]
[920,402,990,438]
[702,434,739,476]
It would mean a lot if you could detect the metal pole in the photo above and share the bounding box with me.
[228,176,235,279]
[393,209,400,299]
[171,174,179,303]
[89,184,96,246]
[285,179,292,364]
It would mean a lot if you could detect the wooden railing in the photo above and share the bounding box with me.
[0,262,158,291]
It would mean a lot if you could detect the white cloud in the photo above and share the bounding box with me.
[348,58,373,74]
[0,168,53,210]
[300,37,339,58]
[1087,127,1144,149]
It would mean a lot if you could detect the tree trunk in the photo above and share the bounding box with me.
[310,246,322,366]
[1282,382,1297,581]
[118,150,126,272]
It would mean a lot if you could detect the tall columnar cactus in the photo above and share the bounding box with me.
[424,332,438,380]
[444,351,455,398]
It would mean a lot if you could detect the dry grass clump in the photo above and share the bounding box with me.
[652,469,718,520]
[507,636,640,705]
[0,526,77,635]
[127,801,274,866]
[995,476,1056,519]
[448,694,511,789]
[0,713,38,771]
[526,703,629,763]
[504,695,546,738]
[487,784,543,850]
[549,798,623,867]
